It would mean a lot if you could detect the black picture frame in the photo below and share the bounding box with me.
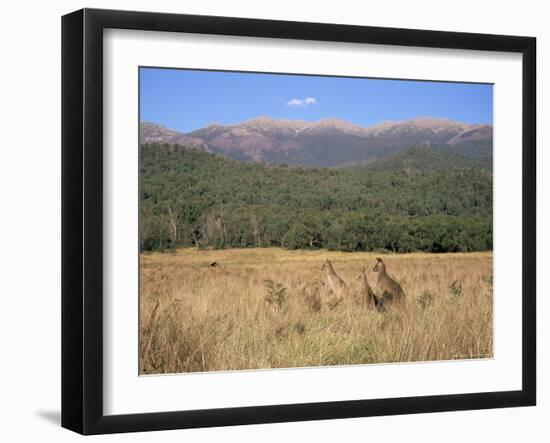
[62,8,536,435]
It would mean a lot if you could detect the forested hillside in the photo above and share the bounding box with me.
[365,145,491,172]
[140,144,493,253]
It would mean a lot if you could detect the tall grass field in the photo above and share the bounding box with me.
[140,248,493,374]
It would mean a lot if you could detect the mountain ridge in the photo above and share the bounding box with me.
[140,116,492,168]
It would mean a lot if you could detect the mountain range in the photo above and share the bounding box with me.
[140,116,492,168]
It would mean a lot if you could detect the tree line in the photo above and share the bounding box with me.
[140,144,493,253]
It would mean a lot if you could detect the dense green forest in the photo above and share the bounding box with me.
[140,144,493,253]
[365,145,491,172]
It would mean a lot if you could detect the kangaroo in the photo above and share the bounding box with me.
[356,267,378,309]
[321,259,346,298]
[372,257,405,305]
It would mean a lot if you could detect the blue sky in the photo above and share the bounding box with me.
[140,67,493,133]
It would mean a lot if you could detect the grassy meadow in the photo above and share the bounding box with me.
[139,248,493,374]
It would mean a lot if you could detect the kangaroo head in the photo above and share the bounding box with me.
[357,267,367,281]
[321,259,330,271]
[372,257,384,272]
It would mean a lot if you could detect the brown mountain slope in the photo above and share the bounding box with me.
[140,116,492,167]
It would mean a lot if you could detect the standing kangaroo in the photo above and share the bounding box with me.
[357,267,378,309]
[372,257,405,304]
[321,259,346,298]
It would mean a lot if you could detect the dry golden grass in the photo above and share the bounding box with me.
[140,248,493,374]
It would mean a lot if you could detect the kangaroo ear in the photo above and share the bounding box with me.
[376,257,382,262]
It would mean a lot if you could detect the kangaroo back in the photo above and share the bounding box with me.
[374,258,405,304]
[323,260,346,297]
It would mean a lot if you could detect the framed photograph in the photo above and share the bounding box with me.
[62,8,536,435]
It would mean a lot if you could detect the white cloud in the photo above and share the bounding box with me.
[286,97,317,107]
[287,98,303,106]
